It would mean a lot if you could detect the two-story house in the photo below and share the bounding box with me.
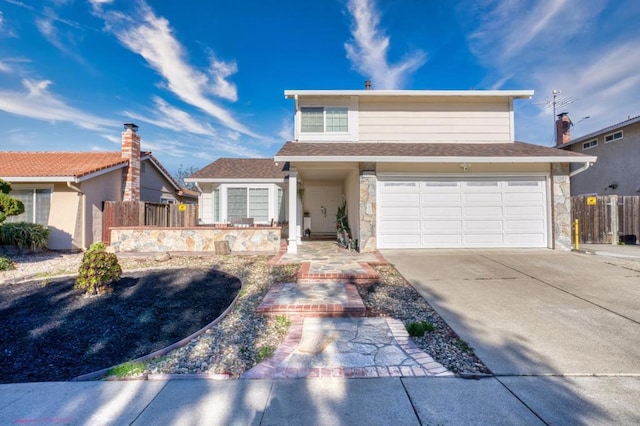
[190,89,596,253]
[555,114,640,196]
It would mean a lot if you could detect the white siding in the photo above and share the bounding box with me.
[358,97,512,143]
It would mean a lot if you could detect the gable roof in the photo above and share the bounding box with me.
[556,115,640,149]
[0,151,183,191]
[275,142,596,164]
[186,158,289,182]
[0,152,129,182]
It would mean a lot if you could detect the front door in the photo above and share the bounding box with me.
[306,186,342,234]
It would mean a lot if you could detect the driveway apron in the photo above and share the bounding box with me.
[383,249,640,376]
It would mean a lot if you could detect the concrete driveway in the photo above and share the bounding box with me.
[384,249,640,423]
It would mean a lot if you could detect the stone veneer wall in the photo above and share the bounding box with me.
[552,163,572,250]
[359,173,377,252]
[109,227,280,253]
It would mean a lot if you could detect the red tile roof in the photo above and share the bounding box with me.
[0,152,130,178]
[189,158,289,180]
[275,141,594,160]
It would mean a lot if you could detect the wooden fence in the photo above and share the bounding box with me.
[572,195,640,244]
[102,201,198,244]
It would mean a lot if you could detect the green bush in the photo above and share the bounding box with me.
[0,222,50,251]
[0,256,14,271]
[75,244,122,295]
[406,321,435,337]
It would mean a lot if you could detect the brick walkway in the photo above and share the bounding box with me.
[246,241,452,379]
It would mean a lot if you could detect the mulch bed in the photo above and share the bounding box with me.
[0,268,240,383]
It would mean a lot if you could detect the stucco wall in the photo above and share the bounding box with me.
[81,169,123,249]
[140,159,178,202]
[47,183,82,250]
[110,227,281,253]
[566,121,640,195]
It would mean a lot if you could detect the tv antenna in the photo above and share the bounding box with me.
[534,90,576,142]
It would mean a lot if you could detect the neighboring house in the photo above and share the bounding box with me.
[555,113,639,196]
[0,123,195,250]
[188,89,596,253]
[186,158,288,225]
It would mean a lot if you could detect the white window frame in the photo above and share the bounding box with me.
[604,130,623,143]
[295,97,359,142]
[582,139,598,150]
[220,184,281,225]
[6,185,53,225]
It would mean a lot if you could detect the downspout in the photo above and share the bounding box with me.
[569,161,593,177]
[66,181,86,250]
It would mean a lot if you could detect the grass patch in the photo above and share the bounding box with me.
[406,321,435,337]
[0,256,14,271]
[256,345,275,363]
[105,361,146,378]
[456,338,474,353]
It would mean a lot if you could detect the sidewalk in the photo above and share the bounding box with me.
[0,377,542,425]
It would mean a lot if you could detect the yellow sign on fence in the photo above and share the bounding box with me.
[178,203,187,212]
[587,196,597,206]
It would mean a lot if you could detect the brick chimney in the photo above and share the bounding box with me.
[121,123,141,202]
[555,112,572,145]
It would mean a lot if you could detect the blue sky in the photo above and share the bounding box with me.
[1,0,639,176]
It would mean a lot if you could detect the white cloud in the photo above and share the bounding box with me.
[94,1,258,138]
[123,96,217,137]
[0,78,119,131]
[344,0,426,89]
[278,117,293,141]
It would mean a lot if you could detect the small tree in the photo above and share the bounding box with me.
[175,164,200,190]
[0,179,24,224]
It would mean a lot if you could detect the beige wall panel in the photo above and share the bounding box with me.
[48,183,82,250]
[81,170,123,248]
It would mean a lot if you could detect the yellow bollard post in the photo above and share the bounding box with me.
[574,219,579,250]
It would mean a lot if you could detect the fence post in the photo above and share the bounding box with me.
[574,219,579,250]
[610,195,618,245]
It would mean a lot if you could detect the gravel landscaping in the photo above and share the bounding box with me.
[1,251,490,382]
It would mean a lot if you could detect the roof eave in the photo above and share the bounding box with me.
[284,89,534,99]
[274,155,596,164]
[185,178,287,184]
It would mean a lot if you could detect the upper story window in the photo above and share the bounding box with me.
[301,107,348,133]
[582,139,598,150]
[605,130,623,143]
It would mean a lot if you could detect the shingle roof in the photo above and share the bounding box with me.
[275,141,594,162]
[188,158,289,180]
[0,152,129,178]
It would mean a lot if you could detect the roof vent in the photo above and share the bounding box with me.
[364,80,371,90]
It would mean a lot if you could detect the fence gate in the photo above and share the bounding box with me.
[571,195,640,244]
[102,201,198,244]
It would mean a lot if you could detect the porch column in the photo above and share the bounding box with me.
[287,168,298,254]
[359,171,377,252]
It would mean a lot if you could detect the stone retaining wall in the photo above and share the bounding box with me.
[109,227,281,253]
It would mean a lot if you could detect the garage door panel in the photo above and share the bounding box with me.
[422,206,462,218]
[380,219,421,233]
[422,220,462,231]
[504,206,545,217]
[464,193,503,203]
[465,206,503,217]
[421,193,461,204]
[380,193,420,204]
[505,220,545,232]
[464,220,502,231]
[378,176,547,249]
[380,206,421,218]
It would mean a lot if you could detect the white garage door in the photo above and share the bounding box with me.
[378,177,548,249]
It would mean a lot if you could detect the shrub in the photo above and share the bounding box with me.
[0,222,50,251]
[75,243,122,295]
[0,256,14,271]
[406,321,435,337]
[256,345,275,363]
